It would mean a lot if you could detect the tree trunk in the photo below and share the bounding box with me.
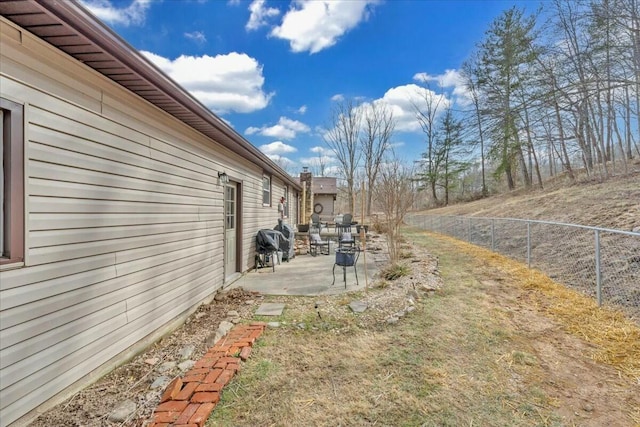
[554,100,575,180]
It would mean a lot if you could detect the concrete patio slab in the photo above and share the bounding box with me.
[227,244,386,297]
[255,303,286,316]
[349,301,368,313]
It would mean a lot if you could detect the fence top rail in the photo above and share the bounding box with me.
[412,214,640,237]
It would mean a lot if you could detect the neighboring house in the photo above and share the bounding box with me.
[0,2,300,426]
[311,177,338,221]
[296,170,338,224]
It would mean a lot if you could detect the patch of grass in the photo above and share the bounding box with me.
[399,250,414,259]
[380,262,410,280]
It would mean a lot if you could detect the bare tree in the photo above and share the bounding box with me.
[372,159,416,263]
[413,84,446,202]
[360,102,395,216]
[309,146,331,177]
[324,100,362,214]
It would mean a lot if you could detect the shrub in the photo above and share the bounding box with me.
[381,263,410,281]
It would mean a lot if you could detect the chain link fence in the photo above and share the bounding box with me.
[407,215,640,320]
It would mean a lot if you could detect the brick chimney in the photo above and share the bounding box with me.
[299,168,313,225]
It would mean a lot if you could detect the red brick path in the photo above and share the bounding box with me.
[147,322,266,427]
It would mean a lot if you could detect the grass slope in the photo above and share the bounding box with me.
[421,172,640,231]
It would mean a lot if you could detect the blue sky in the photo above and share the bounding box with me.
[81,0,538,175]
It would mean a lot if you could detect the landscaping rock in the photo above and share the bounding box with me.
[150,376,170,390]
[107,400,136,423]
[349,301,368,313]
[179,345,195,360]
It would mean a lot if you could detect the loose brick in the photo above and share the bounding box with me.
[152,410,181,423]
[249,321,267,327]
[195,382,223,392]
[191,391,220,404]
[215,369,235,385]
[209,344,230,352]
[184,368,210,377]
[194,357,217,369]
[239,346,252,361]
[174,403,200,425]
[160,377,183,403]
[156,400,189,413]
[189,402,216,426]
[213,361,227,369]
[203,368,223,383]
[175,381,199,401]
[204,351,226,359]
[182,372,206,383]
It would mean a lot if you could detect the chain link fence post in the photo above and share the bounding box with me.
[491,219,495,251]
[527,221,531,268]
[595,229,602,306]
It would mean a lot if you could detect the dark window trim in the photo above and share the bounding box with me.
[1,97,25,266]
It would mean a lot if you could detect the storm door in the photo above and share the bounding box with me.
[224,182,238,280]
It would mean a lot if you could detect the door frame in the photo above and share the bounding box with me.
[223,180,242,283]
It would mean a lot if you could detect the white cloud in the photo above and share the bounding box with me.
[184,31,207,44]
[300,154,335,164]
[310,146,333,156]
[80,0,153,26]
[296,105,308,114]
[266,154,296,169]
[331,94,345,102]
[246,0,280,31]
[360,84,452,133]
[259,141,298,155]
[245,117,311,140]
[245,126,261,135]
[142,51,273,114]
[414,69,472,107]
[271,0,379,54]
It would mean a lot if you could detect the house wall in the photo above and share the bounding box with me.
[314,195,336,222]
[0,17,287,426]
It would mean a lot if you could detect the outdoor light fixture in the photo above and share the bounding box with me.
[218,171,229,185]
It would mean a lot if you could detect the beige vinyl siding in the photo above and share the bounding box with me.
[0,17,290,426]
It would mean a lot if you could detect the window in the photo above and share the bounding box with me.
[1,97,25,266]
[283,187,289,218]
[262,175,271,206]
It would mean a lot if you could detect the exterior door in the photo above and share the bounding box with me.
[224,182,237,280]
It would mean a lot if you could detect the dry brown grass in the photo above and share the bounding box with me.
[423,169,640,231]
[208,229,640,427]
[435,233,640,382]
